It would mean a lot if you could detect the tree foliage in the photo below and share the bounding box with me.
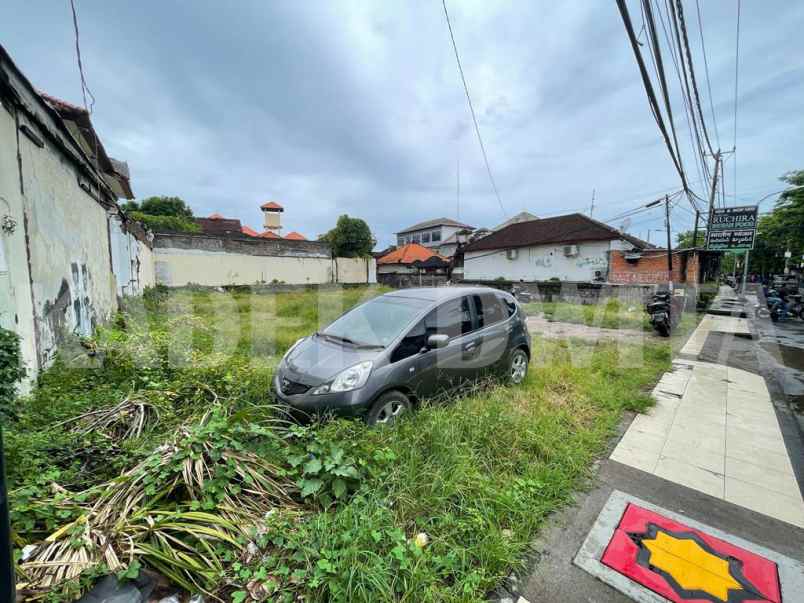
[749,170,804,275]
[320,215,374,257]
[123,196,194,218]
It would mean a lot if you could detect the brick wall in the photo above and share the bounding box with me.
[609,250,700,285]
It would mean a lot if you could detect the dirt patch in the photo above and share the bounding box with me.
[527,315,657,343]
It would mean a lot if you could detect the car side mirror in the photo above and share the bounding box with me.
[426,334,449,350]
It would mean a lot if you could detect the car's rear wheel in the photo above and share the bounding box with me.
[367,390,412,426]
[509,348,529,385]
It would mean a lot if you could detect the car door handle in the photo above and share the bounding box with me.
[463,342,477,352]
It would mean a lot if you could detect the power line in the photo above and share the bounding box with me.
[616,0,687,188]
[68,0,95,114]
[671,0,715,156]
[640,0,690,190]
[732,0,742,202]
[694,0,721,148]
[441,0,506,219]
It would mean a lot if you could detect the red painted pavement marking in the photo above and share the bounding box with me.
[600,503,781,603]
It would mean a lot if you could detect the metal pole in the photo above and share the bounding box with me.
[692,210,700,247]
[665,195,673,281]
[742,249,750,293]
[1,425,14,602]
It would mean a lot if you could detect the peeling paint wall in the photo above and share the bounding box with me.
[0,92,118,381]
[109,214,155,296]
[464,240,616,282]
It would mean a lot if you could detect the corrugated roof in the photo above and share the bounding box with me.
[464,213,653,253]
[378,243,444,265]
[396,217,474,235]
[284,231,306,240]
[261,201,284,211]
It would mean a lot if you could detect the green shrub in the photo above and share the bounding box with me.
[0,327,25,418]
[129,211,201,233]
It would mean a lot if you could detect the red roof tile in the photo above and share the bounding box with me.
[377,243,443,265]
[240,225,259,236]
[260,201,284,211]
[259,230,280,239]
[208,212,225,219]
[284,231,306,241]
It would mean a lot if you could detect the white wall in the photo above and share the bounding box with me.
[0,95,118,380]
[109,215,156,296]
[335,257,376,284]
[464,241,614,282]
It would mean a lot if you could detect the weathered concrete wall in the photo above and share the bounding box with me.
[16,111,118,368]
[0,101,37,384]
[109,214,155,296]
[152,234,376,286]
[335,257,376,284]
[464,240,614,282]
[154,247,334,286]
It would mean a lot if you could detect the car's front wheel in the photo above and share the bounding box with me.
[509,348,529,385]
[367,390,412,426]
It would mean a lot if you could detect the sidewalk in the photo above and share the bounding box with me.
[515,291,804,602]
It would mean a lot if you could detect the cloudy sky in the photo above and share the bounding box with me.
[3,1,803,247]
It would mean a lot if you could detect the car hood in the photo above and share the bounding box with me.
[281,334,381,384]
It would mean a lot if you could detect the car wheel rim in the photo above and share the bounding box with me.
[511,353,527,384]
[377,401,406,424]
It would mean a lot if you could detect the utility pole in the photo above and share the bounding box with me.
[590,188,596,218]
[705,150,722,243]
[665,195,673,283]
[742,249,750,293]
[692,210,700,248]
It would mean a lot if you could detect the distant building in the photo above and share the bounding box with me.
[377,243,442,275]
[376,243,449,288]
[395,217,474,251]
[493,211,538,231]
[200,201,308,240]
[462,213,652,283]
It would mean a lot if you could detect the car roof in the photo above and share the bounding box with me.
[382,286,508,303]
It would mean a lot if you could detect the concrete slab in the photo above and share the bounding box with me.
[574,490,804,603]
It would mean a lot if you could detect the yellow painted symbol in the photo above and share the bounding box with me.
[642,530,743,602]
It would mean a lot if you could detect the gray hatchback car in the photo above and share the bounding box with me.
[273,287,531,425]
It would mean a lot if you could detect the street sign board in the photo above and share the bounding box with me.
[706,205,758,251]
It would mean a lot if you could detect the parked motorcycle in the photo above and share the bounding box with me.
[646,291,675,337]
[755,288,799,322]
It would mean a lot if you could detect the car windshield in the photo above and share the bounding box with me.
[322,295,423,347]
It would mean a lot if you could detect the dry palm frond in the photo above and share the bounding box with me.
[58,396,162,440]
[18,406,298,598]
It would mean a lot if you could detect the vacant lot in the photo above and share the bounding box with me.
[9,286,674,602]
[522,299,651,331]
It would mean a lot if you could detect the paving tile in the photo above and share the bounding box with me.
[726,425,789,455]
[726,410,780,433]
[610,444,660,473]
[672,408,726,430]
[616,427,667,454]
[725,436,793,471]
[630,412,675,437]
[654,456,724,498]
[724,456,803,500]
[664,422,726,453]
[659,445,725,474]
[725,477,804,528]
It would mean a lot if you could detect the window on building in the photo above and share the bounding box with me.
[421,231,431,243]
[411,233,421,243]
[431,230,441,242]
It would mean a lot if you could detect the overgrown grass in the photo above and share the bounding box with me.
[8,286,677,602]
[523,298,652,331]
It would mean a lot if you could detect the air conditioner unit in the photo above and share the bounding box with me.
[563,245,579,257]
[506,248,519,260]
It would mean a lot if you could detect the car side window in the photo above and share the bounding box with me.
[500,294,517,318]
[473,293,505,328]
[390,297,473,364]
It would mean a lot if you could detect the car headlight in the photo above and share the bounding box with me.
[311,361,373,395]
[282,337,305,364]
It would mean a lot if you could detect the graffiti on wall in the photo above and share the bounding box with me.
[576,256,607,269]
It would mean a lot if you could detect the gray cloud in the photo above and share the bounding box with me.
[3,1,802,245]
